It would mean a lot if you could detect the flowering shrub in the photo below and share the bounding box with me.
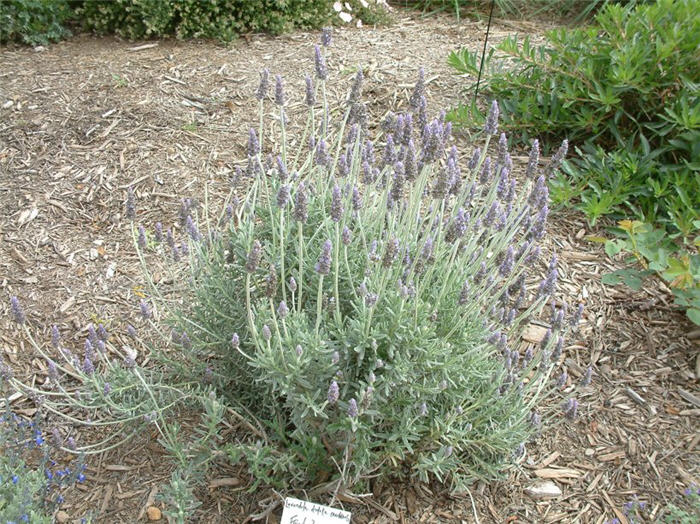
[0,379,85,522]
[142,33,585,494]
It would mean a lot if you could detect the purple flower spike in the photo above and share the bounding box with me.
[409,68,425,111]
[293,183,309,223]
[382,237,399,268]
[526,139,540,179]
[139,299,151,320]
[321,27,332,47]
[256,68,269,101]
[125,186,136,220]
[499,246,515,277]
[484,100,499,135]
[277,301,288,319]
[342,226,352,246]
[348,398,358,418]
[352,186,362,211]
[557,370,567,388]
[247,128,260,157]
[328,380,339,404]
[295,344,303,356]
[246,240,262,273]
[277,184,291,208]
[581,365,593,386]
[305,74,315,106]
[10,296,25,324]
[419,402,428,416]
[47,359,58,381]
[564,397,579,420]
[348,69,363,105]
[570,303,584,329]
[82,356,94,375]
[331,184,343,222]
[545,139,568,178]
[231,333,240,349]
[315,138,329,167]
[315,240,332,275]
[51,325,61,349]
[274,74,285,106]
[288,277,297,293]
[262,325,271,341]
[314,45,328,80]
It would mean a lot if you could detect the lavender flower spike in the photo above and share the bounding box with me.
[247,128,260,157]
[526,139,540,179]
[348,69,363,105]
[246,240,262,273]
[331,184,343,222]
[8,296,27,324]
[409,67,425,111]
[348,398,358,418]
[231,333,240,349]
[256,68,269,101]
[277,301,289,319]
[545,139,568,178]
[274,74,285,106]
[139,299,151,320]
[321,27,332,47]
[316,240,332,275]
[293,183,309,223]
[328,380,339,404]
[304,74,315,106]
[314,45,328,80]
[484,100,499,135]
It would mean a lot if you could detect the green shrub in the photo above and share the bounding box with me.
[77,0,337,41]
[0,0,72,46]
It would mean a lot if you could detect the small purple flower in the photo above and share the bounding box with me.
[247,128,260,157]
[331,184,343,222]
[419,402,428,416]
[327,380,339,404]
[261,325,271,341]
[154,222,163,243]
[51,325,60,349]
[10,296,25,324]
[563,397,578,420]
[526,139,540,179]
[499,246,515,278]
[570,303,584,329]
[295,344,303,356]
[348,398,358,418]
[137,224,147,249]
[246,240,262,273]
[277,184,291,208]
[365,293,378,307]
[552,336,564,361]
[315,240,332,275]
[315,138,329,167]
[288,277,297,293]
[277,301,288,319]
[409,68,425,111]
[581,365,593,386]
[538,268,558,298]
[47,359,58,381]
[556,370,567,388]
[66,436,76,450]
[293,183,309,223]
[256,68,269,101]
[82,356,94,375]
[321,27,332,47]
[127,324,137,338]
[125,186,136,219]
[139,299,151,320]
[382,237,399,268]
[342,226,352,246]
[545,139,568,178]
[103,382,111,395]
[314,45,327,80]
[484,100,499,135]
[305,74,315,106]
[274,74,285,106]
[352,186,362,211]
[348,69,363,105]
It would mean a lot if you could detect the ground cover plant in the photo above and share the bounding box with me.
[0,0,72,46]
[2,31,589,517]
[447,0,700,323]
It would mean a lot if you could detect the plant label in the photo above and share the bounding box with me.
[280,497,351,524]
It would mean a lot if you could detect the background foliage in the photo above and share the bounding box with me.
[0,0,72,46]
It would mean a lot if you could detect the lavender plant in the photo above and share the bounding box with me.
[144,38,584,495]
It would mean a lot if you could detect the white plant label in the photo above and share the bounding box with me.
[280,497,351,524]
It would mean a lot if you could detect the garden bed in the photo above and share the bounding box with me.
[0,11,698,523]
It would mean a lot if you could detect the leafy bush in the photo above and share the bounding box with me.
[148,38,584,493]
[0,376,86,522]
[0,0,72,46]
[448,0,700,319]
[77,0,376,42]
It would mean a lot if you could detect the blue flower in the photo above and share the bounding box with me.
[11,474,19,484]
[77,472,86,483]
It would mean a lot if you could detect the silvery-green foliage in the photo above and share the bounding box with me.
[158,39,582,494]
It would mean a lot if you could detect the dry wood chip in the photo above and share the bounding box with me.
[598,450,626,462]
[208,477,241,489]
[678,388,700,408]
[522,324,548,343]
[534,468,582,479]
[104,464,135,471]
